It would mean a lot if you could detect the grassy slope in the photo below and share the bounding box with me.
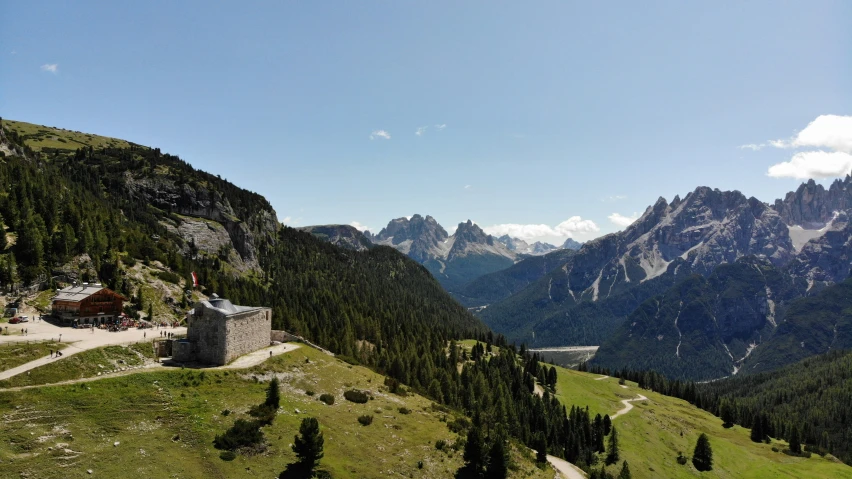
[551,367,852,478]
[0,342,68,372]
[0,343,155,388]
[3,119,134,151]
[0,346,550,479]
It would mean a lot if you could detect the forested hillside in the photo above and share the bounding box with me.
[593,257,807,380]
[743,276,852,374]
[0,118,602,470]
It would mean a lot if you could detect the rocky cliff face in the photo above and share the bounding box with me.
[125,173,278,271]
[560,186,794,303]
[370,214,449,263]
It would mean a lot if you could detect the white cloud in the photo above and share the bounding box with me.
[415,126,427,136]
[767,151,852,179]
[482,216,600,242]
[601,195,627,202]
[738,144,765,151]
[281,216,293,224]
[369,130,391,140]
[349,221,372,232]
[789,115,852,153]
[608,212,639,227]
[464,184,471,189]
[434,124,446,131]
[40,63,58,73]
[765,115,852,179]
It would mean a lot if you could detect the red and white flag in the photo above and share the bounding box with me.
[191,272,199,287]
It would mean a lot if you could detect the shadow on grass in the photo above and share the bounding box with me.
[278,463,332,479]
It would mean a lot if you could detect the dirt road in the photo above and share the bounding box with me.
[611,393,648,419]
[547,454,587,479]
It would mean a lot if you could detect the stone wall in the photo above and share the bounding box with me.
[222,308,272,364]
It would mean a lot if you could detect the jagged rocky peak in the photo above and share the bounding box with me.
[497,235,559,255]
[561,238,583,250]
[497,234,528,252]
[453,220,493,246]
[374,214,448,245]
[773,176,852,227]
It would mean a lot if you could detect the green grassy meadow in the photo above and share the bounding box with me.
[0,342,155,388]
[551,366,852,478]
[3,120,135,151]
[0,341,68,372]
[0,346,551,479]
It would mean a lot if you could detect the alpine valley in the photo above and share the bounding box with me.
[3,118,852,477]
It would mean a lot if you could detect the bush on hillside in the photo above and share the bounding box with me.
[319,394,335,405]
[213,419,264,451]
[344,389,369,404]
[357,415,373,426]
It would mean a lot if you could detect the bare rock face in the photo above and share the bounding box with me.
[773,176,852,227]
[557,187,793,303]
[372,214,449,263]
[125,172,278,271]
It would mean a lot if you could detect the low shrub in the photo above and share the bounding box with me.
[344,389,369,404]
[319,393,335,405]
[676,452,688,465]
[221,409,231,416]
[305,390,315,396]
[435,439,447,451]
[219,450,236,461]
[398,407,411,415]
[249,403,277,426]
[213,419,264,451]
[357,415,374,426]
[447,417,471,434]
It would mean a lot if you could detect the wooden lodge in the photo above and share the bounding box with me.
[51,284,128,325]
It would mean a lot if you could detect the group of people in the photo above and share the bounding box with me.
[159,331,176,339]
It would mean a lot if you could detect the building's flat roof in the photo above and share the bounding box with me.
[199,298,266,316]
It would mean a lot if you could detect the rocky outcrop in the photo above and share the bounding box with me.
[370,214,449,262]
[125,172,278,271]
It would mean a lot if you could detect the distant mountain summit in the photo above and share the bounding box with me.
[496,235,561,256]
[369,215,515,292]
[561,238,583,250]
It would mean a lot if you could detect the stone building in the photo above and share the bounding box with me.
[172,295,271,366]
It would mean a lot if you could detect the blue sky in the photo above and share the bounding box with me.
[2,1,851,244]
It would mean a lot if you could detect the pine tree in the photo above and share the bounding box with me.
[292,417,324,471]
[485,437,509,479]
[606,426,620,465]
[750,412,763,443]
[463,426,486,474]
[603,414,612,436]
[719,398,735,428]
[265,377,280,409]
[533,431,548,464]
[789,425,801,454]
[618,460,632,479]
[692,433,713,471]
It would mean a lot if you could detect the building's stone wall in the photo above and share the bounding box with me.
[222,308,272,364]
[174,302,271,366]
